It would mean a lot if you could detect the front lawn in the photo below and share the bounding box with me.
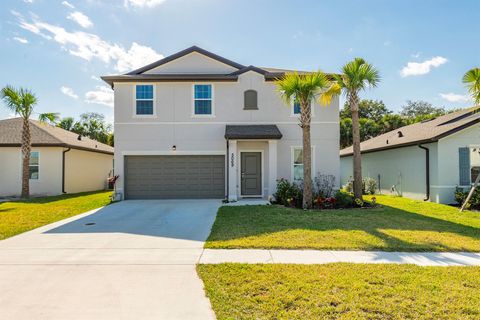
[197,263,480,319]
[0,190,111,240]
[205,195,480,251]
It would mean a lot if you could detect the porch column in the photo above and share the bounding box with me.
[228,140,238,201]
[268,140,278,199]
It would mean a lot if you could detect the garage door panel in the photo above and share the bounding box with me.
[125,155,225,199]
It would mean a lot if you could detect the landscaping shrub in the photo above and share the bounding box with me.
[274,178,303,208]
[334,190,354,208]
[314,174,336,198]
[454,186,480,209]
[345,177,377,195]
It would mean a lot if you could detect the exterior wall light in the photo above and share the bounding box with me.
[172,145,176,151]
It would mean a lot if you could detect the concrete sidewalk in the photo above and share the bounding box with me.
[199,249,480,266]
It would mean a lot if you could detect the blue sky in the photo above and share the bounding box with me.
[1,0,479,123]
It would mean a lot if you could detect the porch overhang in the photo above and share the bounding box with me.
[224,125,283,140]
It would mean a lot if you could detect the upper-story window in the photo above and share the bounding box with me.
[293,101,301,115]
[135,85,154,115]
[193,84,213,116]
[29,151,39,180]
[244,90,258,110]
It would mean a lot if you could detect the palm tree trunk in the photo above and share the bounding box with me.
[301,101,313,209]
[350,92,363,200]
[21,117,31,198]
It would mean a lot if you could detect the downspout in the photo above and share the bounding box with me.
[62,148,71,193]
[226,139,229,200]
[418,144,430,201]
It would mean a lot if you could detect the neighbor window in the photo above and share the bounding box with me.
[29,151,39,180]
[135,85,154,115]
[459,147,480,185]
[194,84,212,115]
[470,147,480,183]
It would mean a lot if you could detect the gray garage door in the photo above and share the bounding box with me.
[124,155,225,199]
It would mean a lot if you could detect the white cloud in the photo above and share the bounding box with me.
[411,52,421,58]
[67,11,93,29]
[13,37,28,44]
[60,86,79,99]
[439,93,471,103]
[91,75,101,81]
[23,0,34,3]
[13,11,163,72]
[85,86,114,107]
[124,0,167,8]
[400,56,447,77]
[62,1,75,9]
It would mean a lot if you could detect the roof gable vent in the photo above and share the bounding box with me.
[397,131,404,138]
[77,135,82,141]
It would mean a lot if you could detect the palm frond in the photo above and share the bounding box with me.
[38,112,59,124]
[463,68,480,105]
[1,85,38,119]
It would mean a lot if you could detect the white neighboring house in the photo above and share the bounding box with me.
[0,118,114,197]
[102,46,340,200]
[340,107,480,204]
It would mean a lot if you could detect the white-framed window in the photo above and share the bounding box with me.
[291,146,315,181]
[29,151,39,180]
[135,84,154,116]
[193,84,214,116]
[470,147,480,183]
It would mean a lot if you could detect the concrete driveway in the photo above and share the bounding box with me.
[0,199,221,320]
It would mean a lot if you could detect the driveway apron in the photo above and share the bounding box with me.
[0,199,221,320]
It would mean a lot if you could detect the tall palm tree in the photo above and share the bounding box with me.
[333,58,380,200]
[276,72,336,209]
[1,85,57,198]
[463,68,480,105]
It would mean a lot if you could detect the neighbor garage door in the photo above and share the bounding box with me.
[124,155,225,199]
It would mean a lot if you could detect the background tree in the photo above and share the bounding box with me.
[400,100,446,118]
[1,86,57,198]
[463,68,480,105]
[276,71,336,209]
[333,58,380,200]
[340,99,391,122]
[57,112,113,146]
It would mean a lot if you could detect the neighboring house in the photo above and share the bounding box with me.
[0,118,114,197]
[102,46,340,200]
[340,107,480,204]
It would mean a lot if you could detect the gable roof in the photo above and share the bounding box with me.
[126,45,246,75]
[0,118,114,155]
[101,46,334,87]
[340,107,480,157]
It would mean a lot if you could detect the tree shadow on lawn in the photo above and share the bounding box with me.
[207,204,480,251]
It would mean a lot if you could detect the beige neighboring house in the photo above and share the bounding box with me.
[340,107,480,204]
[0,118,114,197]
[102,46,340,200]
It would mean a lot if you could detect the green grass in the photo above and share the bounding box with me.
[205,195,480,251]
[197,263,480,320]
[0,191,111,240]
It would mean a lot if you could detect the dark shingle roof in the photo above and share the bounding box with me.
[340,107,480,157]
[0,118,114,154]
[225,125,283,140]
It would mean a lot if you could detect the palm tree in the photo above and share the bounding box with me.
[333,58,380,200]
[463,68,480,105]
[276,72,336,209]
[1,85,57,198]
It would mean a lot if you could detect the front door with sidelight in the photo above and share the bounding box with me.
[241,152,262,196]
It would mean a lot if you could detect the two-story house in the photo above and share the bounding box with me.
[102,46,339,200]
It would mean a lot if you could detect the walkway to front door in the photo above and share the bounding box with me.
[241,152,262,196]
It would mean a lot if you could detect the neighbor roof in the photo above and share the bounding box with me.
[102,46,332,87]
[0,118,114,155]
[340,107,480,157]
[225,125,283,140]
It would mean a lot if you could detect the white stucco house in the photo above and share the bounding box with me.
[340,107,480,204]
[102,46,340,200]
[0,118,114,197]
